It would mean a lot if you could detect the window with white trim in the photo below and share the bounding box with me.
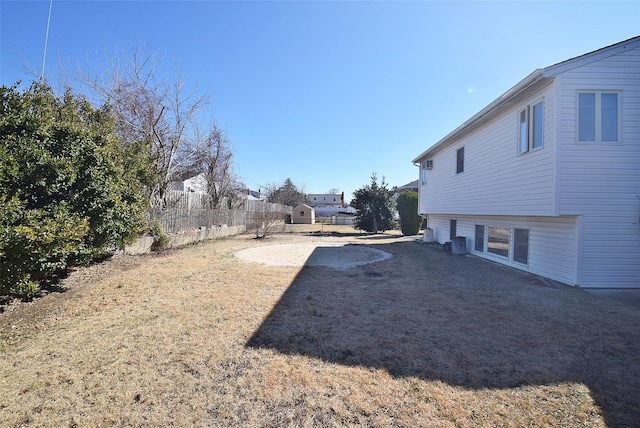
[474,225,485,252]
[578,91,620,143]
[518,100,544,153]
[487,226,509,258]
[421,161,429,185]
[513,228,529,265]
[456,147,464,174]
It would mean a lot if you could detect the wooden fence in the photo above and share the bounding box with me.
[147,208,246,234]
[149,191,292,234]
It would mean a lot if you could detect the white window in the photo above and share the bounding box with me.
[513,228,529,265]
[421,161,429,184]
[487,226,509,258]
[518,100,544,153]
[474,225,485,252]
[456,147,464,174]
[578,91,620,143]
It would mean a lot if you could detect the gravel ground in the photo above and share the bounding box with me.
[235,237,393,269]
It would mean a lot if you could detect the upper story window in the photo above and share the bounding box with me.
[456,147,464,174]
[518,100,544,154]
[578,91,620,143]
[420,160,431,184]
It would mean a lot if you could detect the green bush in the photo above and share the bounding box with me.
[396,191,422,236]
[0,196,88,297]
[149,220,170,252]
[0,82,149,297]
[352,174,397,233]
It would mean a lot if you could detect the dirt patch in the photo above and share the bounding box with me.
[1,232,639,427]
[235,236,392,269]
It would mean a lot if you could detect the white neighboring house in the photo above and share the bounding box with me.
[170,172,208,193]
[412,36,640,289]
[246,189,268,201]
[308,193,345,208]
[307,192,356,217]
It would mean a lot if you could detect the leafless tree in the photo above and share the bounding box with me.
[179,122,245,209]
[66,45,210,208]
[252,209,288,239]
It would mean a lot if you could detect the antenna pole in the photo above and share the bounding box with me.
[41,0,53,81]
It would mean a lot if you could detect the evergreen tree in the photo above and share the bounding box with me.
[396,191,422,236]
[351,174,397,233]
[266,178,306,207]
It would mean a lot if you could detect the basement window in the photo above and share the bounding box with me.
[475,225,485,252]
[513,228,529,265]
[487,226,509,258]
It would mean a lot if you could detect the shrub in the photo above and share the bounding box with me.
[352,174,397,233]
[0,196,88,297]
[0,82,149,297]
[149,220,170,251]
[396,191,422,236]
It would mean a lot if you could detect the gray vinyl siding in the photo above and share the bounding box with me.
[428,214,578,285]
[419,83,556,217]
[556,47,640,287]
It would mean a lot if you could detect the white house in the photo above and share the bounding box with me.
[170,172,208,193]
[307,193,345,208]
[307,192,356,217]
[412,36,640,289]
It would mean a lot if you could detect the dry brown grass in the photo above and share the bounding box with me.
[1,231,639,427]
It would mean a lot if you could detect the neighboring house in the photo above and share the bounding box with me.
[170,172,208,193]
[313,205,356,217]
[396,180,419,194]
[308,193,345,208]
[412,36,640,289]
[307,192,355,217]
[292,204,315,224]
[246,189,268,201]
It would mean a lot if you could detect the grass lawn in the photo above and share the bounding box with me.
[1,232,639,427]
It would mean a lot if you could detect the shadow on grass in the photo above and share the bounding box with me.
[247,240,640,427]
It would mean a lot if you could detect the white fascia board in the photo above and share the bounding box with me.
[412,36,640,164]
[412,69,547,163]
[542,35,640,76]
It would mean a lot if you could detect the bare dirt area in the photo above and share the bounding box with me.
[1,231,640,427]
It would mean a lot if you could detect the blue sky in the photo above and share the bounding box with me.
[2,1,639,201]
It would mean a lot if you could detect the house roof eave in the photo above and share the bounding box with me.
[542,35,640,76]
[412,69,551,163]
[412,35,640,164]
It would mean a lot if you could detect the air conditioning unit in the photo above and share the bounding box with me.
[424,160,433,170]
